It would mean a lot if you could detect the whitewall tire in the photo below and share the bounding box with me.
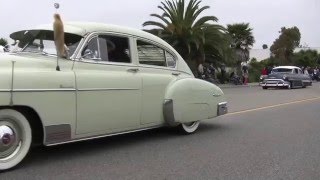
[0,109,32,171]
[180,121,200,134]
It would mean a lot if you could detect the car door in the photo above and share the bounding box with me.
[134,38,181,125]
[297,68,311,83]
[73,33,142,136]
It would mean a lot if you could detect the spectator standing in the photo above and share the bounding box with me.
[304,67,309,75]
[242,64,249,85]
[208,63,216,79]
[197,63,204,78]
[267,66,272,75]
[220,64,226,84]
[261,67,268,75]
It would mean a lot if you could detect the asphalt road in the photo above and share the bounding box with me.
[1,84,320,180]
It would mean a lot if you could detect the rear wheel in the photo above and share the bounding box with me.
[262,86,268,90]
[0,109,32,171]
[179,121,200,134]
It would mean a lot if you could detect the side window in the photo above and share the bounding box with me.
[82,37,100,60]
[165,51,176,68]
[298,69,303,74]
[137,40,177,68]
[294,69,299,74]
[81,35,131,63]
[99,35,131,63]
[137,40,166,66]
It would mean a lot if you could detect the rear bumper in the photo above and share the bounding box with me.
[302,80,312,86]
[217,102,228,116]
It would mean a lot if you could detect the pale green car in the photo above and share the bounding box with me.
[0,22,227,170]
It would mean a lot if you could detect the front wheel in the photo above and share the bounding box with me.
[287,81,292,89]
[179,121,200,134]
[0,109,32,171]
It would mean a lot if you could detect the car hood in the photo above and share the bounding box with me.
[266,73,288,79]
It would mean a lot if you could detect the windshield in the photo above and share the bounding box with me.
[11,30,82,57]
[271,68,293,73]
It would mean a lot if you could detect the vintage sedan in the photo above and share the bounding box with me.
[260,66,312,89]
[0,22,228,170]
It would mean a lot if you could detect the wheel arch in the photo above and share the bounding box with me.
[0,105,44,146]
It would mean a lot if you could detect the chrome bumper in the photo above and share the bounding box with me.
[217,102,228,116]
[260,79,289,87]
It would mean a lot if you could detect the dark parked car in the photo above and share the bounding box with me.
[260,66,312,89]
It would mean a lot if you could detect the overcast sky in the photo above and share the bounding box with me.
[0,0,319,49]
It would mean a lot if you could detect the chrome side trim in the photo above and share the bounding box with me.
[0,88,139,92]
[77,88,139,91]
[0,89,76,92]
[45,125,162,146]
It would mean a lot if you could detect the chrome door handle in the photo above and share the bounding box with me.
[172,72,181,76]
[59,85,75,89]
[127,68,139,73]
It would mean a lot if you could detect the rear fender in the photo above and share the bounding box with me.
[163,78,225,125]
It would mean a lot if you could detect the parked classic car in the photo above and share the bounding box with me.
[260,66,312,89]
[0,22,228,170]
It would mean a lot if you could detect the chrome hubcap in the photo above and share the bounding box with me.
[0,123,21,160]
[0,125,16,150]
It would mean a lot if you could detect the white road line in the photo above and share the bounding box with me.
[227,97,320,116]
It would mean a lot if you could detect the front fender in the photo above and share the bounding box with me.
[163,78,226,125]
[0,68,14,105]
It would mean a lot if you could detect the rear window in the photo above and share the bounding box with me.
[272,68,292,73]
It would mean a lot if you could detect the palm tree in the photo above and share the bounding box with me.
[143,0,228,75]
[0,38,8,47]
[227,23,255,75]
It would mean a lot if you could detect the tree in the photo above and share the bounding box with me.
[0,38,8,47]
[270,26,301,65]
[292,50,319,67]
[143,0,229,75]
[227,23,255,75]
[262,44,268,49]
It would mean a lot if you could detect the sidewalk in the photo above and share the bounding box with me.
[217,82,260,89]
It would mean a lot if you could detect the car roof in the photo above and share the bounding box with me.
[37,22,167,43]
[11,21,177,53]
[273,66,300,69]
